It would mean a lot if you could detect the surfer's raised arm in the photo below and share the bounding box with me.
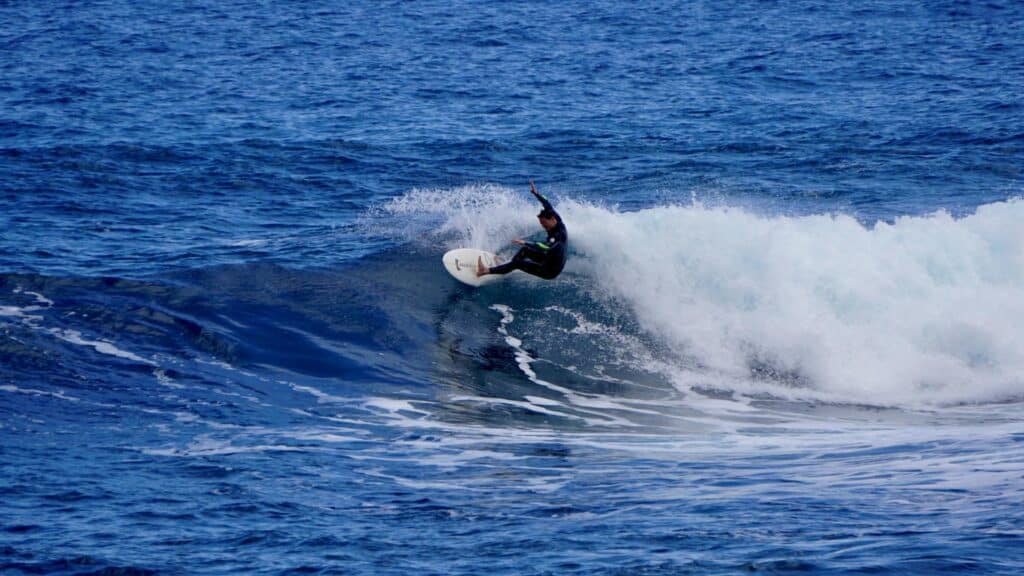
[529,180,560,222]
[529,180,543,201]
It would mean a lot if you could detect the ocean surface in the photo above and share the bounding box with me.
[2,1,1024,574]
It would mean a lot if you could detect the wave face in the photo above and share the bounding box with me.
[385,186,1024,407]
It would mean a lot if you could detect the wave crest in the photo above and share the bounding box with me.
[568,198,1024,406]
[383,185,1024,406]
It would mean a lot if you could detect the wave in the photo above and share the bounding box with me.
[5,188,1022,422]
[382,185,1024,407]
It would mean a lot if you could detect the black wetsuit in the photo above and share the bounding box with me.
[489,193,567,280]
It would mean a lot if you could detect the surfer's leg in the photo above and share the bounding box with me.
[486,260,519,275]
[514,260,546,278]
[486,249,527,276]
[489,251,549,278]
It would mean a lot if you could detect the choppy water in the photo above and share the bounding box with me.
[2,1,1023,574]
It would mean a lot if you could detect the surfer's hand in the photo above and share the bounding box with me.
[513,239,525,245]
[529,181,539,196]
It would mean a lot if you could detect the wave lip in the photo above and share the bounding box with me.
[568,198,1024,407]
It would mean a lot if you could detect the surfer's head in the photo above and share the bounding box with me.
[537,209,557,230]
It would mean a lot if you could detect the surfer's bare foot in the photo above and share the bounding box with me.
[476,256,488,277]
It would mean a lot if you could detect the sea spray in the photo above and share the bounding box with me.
[568,199,1024,406]
[372,184,539,253]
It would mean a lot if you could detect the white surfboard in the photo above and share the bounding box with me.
[443,248,503,287]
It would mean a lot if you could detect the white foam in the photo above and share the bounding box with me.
[0,305,42,321]
[2,288,52,325]
[0,383,80,403]
[143,436,313,457]
[364,397,431,415]
[453,394,590,422]
[490,304,672,427]
[290,383,348,404]
[224,238,267,247]
[50,328,154,365]
[374,184,538,252]
[18,289,54,307]
[153,368,185,389]
[396,185,1024,407]
[566,198,1024,407]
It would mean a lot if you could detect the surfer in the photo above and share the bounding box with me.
[477,181,567,280]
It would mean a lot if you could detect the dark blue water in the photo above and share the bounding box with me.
[3,1,1024,574]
